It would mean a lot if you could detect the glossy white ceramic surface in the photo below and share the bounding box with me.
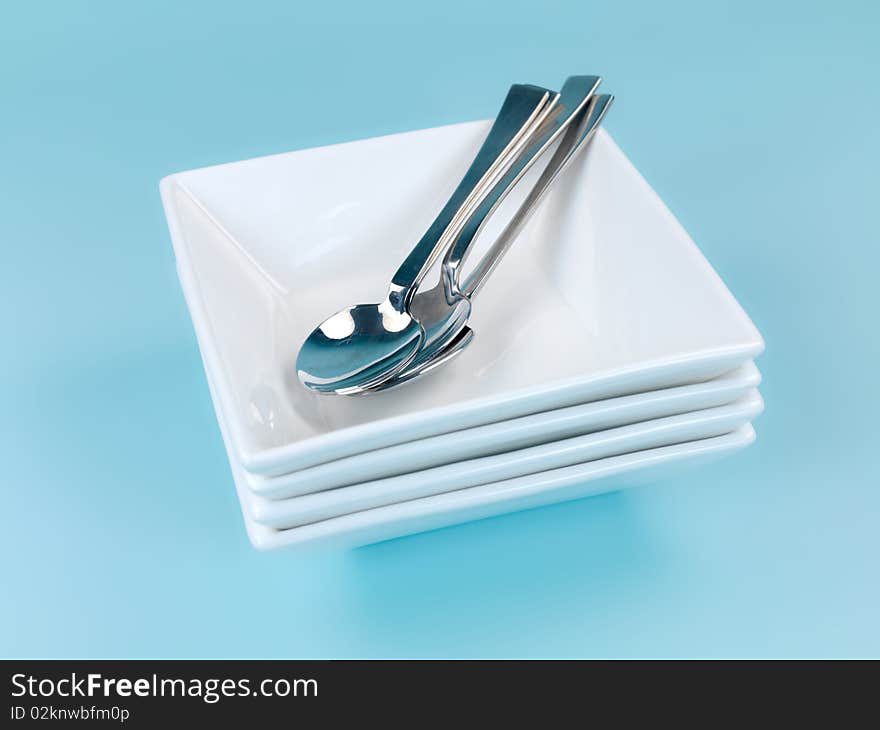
[251,390,763,528]
[248,362,761,498]
[196,334,759,550]
[240,427,757,551]
[162,121,763,477]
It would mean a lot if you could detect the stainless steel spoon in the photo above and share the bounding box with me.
[367,92,614,392]
[296,83,555,394]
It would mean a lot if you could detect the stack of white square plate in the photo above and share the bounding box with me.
[161,119,764,551]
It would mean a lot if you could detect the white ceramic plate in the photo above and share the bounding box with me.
[251,390,763,528]
[248,362,761,498]
[162,121,763,477]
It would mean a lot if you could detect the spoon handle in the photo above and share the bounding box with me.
[441,76,603,296]
[388,83,553,309]
[460,92,613,299]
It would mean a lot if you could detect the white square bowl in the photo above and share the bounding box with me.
[161,122,763,478]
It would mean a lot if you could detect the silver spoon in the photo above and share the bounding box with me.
[367,91,614,392]
[296,83,555,394]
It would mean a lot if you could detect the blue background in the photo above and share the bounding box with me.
[2,0,877,658]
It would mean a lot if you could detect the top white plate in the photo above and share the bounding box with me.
[162,121,763,477]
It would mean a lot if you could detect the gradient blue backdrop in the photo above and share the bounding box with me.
[2,0,877,658]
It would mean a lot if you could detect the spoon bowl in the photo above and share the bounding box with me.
[409,281,470,353]
[296,299,423,393]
